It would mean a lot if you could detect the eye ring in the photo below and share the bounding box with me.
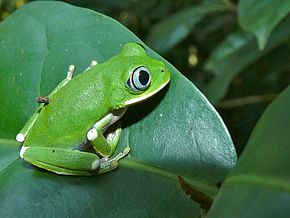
[126,66,151,92]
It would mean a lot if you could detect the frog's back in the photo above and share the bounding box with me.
[24,65,111,149]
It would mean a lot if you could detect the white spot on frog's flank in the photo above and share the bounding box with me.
[20,146,29,158]
[87,128,98,141]
[16,133,25,142]
[65,48,68,52]
[19,73,23,76]
[159,113,163,117]
[91,159,100,170]
[21,49,24,54]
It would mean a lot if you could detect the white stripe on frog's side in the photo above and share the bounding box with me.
[124,80,169,106]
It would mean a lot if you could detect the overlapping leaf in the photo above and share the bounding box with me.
[204,17,290,103]
[238,0,290,49]
[145,3,228,54]
[207,85,290,217]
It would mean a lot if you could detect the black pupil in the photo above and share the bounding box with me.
[139,70,149,86]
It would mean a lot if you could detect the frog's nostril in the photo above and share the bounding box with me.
[160,68,165,73]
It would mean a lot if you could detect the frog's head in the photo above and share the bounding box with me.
[113,42,170,108]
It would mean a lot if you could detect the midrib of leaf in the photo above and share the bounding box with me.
[120,158,218,196]
[225,174,290,193]
[0,157,19,175]
[0,138,218,196]
[0,139,20,175]
[0,138,19,146]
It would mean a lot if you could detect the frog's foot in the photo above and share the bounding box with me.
[20,146,101,176]
[98,146,130,174]
[85,60,98,71]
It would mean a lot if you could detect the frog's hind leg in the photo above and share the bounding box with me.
[20,146,130,175]
[20,146,100,175]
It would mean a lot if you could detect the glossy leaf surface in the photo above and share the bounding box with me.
[0,2,236,217]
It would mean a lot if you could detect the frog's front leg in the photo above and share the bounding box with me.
[20,146,130,175]
[87,109,127,157]
[85,60,98,71]
[16,65,76,143]
[47,64,76,97]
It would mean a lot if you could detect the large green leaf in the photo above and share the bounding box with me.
[238,0,290,49]
[145,2,228,54]
[0,2,236,217]
[204,17,290,104]
[207,85,290,217]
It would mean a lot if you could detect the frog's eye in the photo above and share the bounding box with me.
[127,66,151,92]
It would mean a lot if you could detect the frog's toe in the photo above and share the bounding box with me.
[87,128,98,141]
[90,60,98,67]
[66,65,75,80]
[20,146,30,158]
[16,133,25,143]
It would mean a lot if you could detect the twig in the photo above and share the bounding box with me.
[217,94,277,109]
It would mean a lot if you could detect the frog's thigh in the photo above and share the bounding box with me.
[20,146,100,176]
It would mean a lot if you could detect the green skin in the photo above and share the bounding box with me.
[16,43,170,176]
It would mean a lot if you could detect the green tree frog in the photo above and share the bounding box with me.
[16,43,170,176]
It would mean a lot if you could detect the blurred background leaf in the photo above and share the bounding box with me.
[204,16,290,104]
[145,2,228,54]
[207,85,290,217]
[238,0,290,49]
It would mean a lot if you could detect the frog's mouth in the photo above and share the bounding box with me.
[124,78,170,106]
